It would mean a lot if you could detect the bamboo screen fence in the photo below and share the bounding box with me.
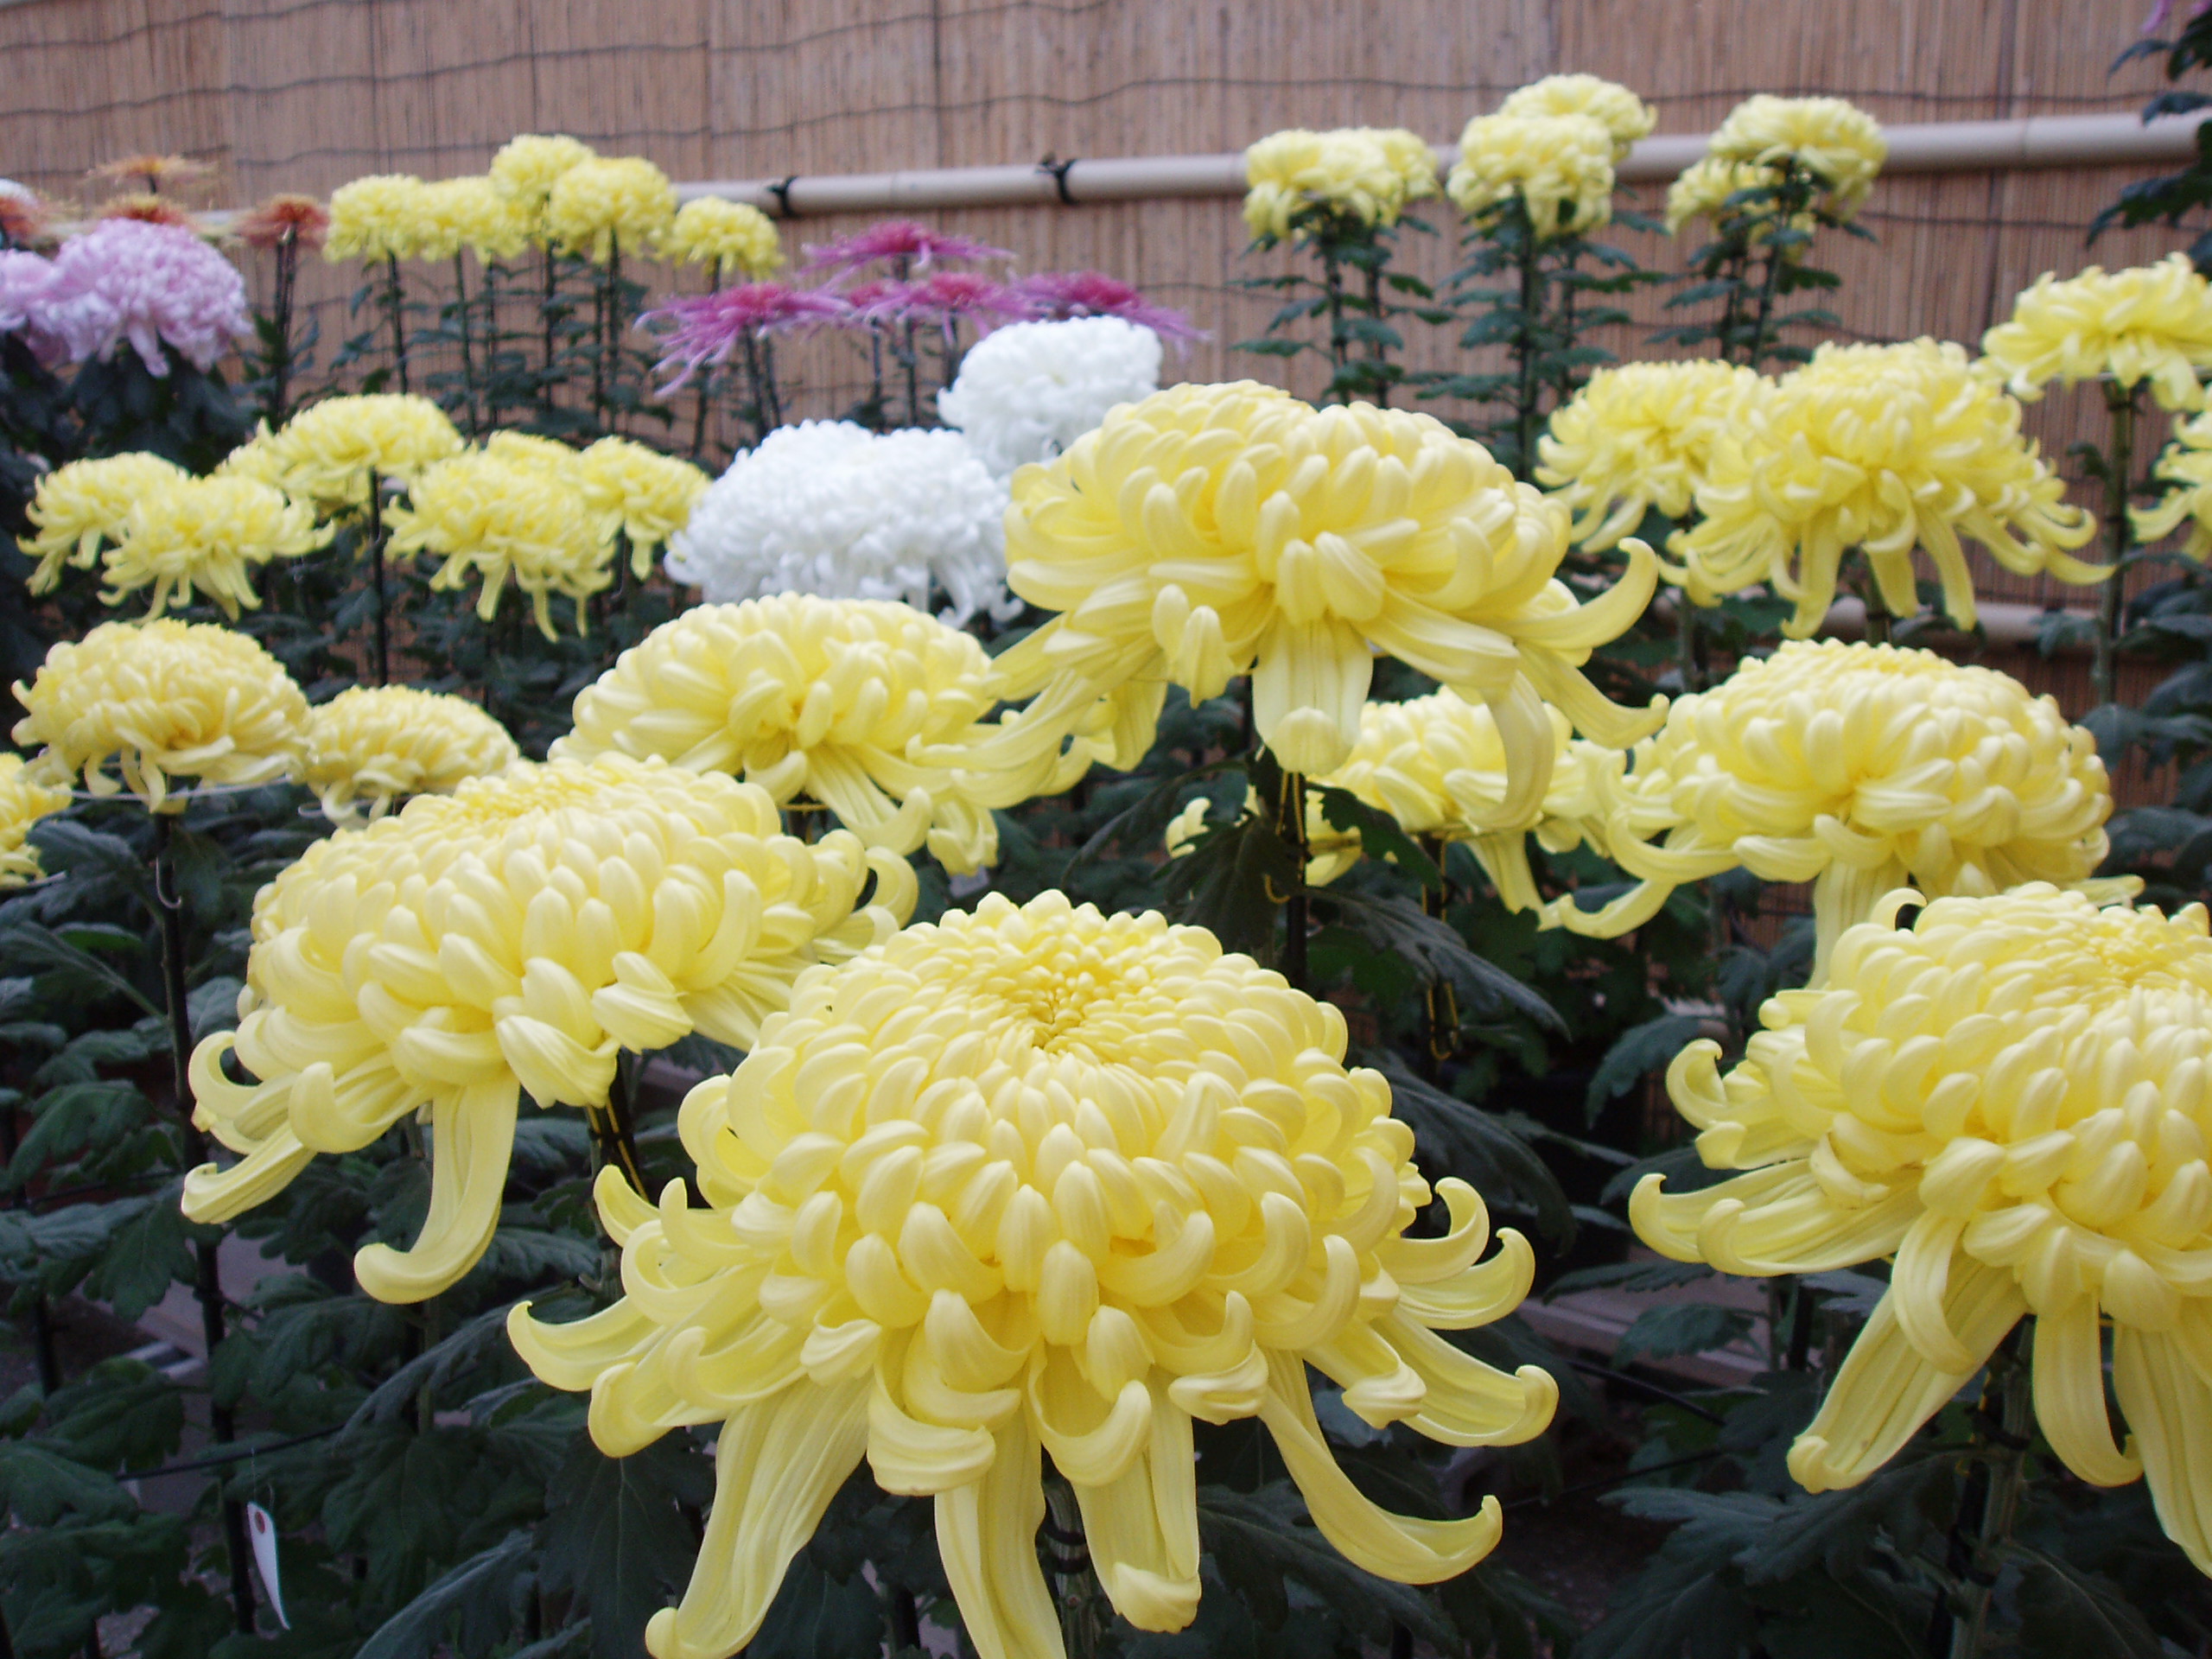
[0,0,2200,719]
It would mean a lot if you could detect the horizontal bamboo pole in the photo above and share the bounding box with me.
[679,110,2212,218]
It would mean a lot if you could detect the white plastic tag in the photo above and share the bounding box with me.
[246,1503,289,1630]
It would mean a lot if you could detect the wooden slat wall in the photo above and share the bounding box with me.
[0,0,2199,723]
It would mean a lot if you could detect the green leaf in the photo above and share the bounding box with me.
[742,1553,888,1659]
[2012,1545,2168,1659]
[6,1079,150,1188]
[0,1440,137,1525]
[83,1179,196,1323]
[1316,887,1562,1032]
[1198,1483,1454,1648]
[39,1358,186,1472]
[1371,1058,1573,1242]
[1613,1302,1755,1368]
[354,1530,534,1659]
[1310,786,1440,887]
[539,1435,714,1659]
[0,919,158,1018]
[1587,1013,1708,1122]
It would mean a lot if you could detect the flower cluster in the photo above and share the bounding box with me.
[851,270,1031,332]
[9,219,251,374]
[21,452,190,594]
[661,196,783,277]
[973,382,1661,813]
[12,620,309,810]
[415,175,531,264]
[325,174,426,263]
[1447,112,1617,240]
[576,437,712,578]
[509,891,1554,1659]
[1674,339,2101,635]
[1707,94,1886,219]
[2135,408,2212,559]
[664,421,1016,626]
[1497,74,1656,160]
[302,684,519,823]
[0,753,71,888]
[641,283,852,392]
[1980,254,2212,411]
[1634,886,2212,1573]
[1242,128,1440,243]
[489,133,595,220]
[231,393,466,513]
[1536,360,1769,550]
[936,315,1163,479]
[545,156,677,263]
[553,596,1032,871]
[387,449,611,639]
[99,474,330,619]
[184,754,917,1302]
[1548,641,2118,974]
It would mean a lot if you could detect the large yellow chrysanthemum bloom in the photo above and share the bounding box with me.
[2133,409,2212,561]
[1241,128,1438,243]
[414,175,531,264]
[302,685,519,823]
[509,891,1554,1659]
[248,394,466,516]
[324,174,426,263]
[1675,339,2101,636]
[553,596,1035,874]
[661,196,783,278]
[971,382,1660,822]
[0,753,71,887]
[21,453,189,595]
[577,438,710,580]
[1497,74,1655,162]
[1546,641,2117,973]
[1980,254,2212,413]
[98,474,330,620]
[1707,94,1885,220]
[1446,113,1616,241]
[489,133,595,226]
[544,156,677,264]
[184,754,916,1302]
[11,620,308,811]
[387,452,612,640]
[1634,886,2212,1572]
[1536,360,1770,550]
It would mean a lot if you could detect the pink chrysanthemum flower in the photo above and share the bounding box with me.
[1016,269,1203,346]
[42,219,249,375]
[852,270,1033,331]
[800,218,1012,279]
[640,282,852,392]
[0,251,68,367]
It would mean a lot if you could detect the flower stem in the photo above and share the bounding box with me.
[1274,764,1310,992]
[587,1055,649,1205]
[152,813,257,1637]
[2094,382,2139,709]
[266,234,298,425]
[1743,165,1810,371]
[384,254,408,395]
[1515,211,1544,482]
[541,248,559,402]
[1319,238,1351,396]
[1421,834,1458,1077]
[690,259,722,463]
[366,486,390,686]
[453,253,479,438]
[1941,1336,2034,1659]
[1043,1477,1106,1659]
[1363,256,1389,408]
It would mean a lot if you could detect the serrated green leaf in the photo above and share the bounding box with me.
[354,1530,533,1659]
[539,1436,712,1659]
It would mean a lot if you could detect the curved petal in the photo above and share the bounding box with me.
[643,1376,870,1659]
[1252,616,1373,777]
[2033,1291,2143,1488]
[353,1079,520,1302]
[936,1413,1065,1659]
[1071,1380,1202,1634]
[2113,1327,2212,1575]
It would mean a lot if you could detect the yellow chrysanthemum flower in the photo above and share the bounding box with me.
[489,133,595,223]
[20,453,189,595]
[1241,128,1439,244]
[324,174,426,263]
[1980,254,2212,413]
[0,753,71,887]
[1546,641,2118,973]
[969,382,1661,822]
[1446,113,1616,241]
[661,196,784,278]
[96,474,329,620]
[509,890,1554,1659]
[413,175,531,264]
[1707,94,1885,220]
[1634,886,2212,1573]
[387,452,612,640]
[302,685,519,823]
[483,429,579,473]
[11,620,308,811]
[1497,74,1656,162]
[1662,156,1812,245]
[250,394,466,515]
[184,754,916,1302]
[553,596,1041,874]
[1674,339,2101,637]
[2134,409,2212,560]
[1536,360,1770,550]
[545,156,677,264]
[576,437,710,580]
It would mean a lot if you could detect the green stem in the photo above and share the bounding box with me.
[1515,212,1544,482]
[1863,575,1892,647]
[1420,835,1457,1077]
[266,236,298,426]
[1274,765,1310,992]
[453,254,479,438]
[1363,256,1389,408]
[690,258,722,463]
[542,248,559,404]
[1675,588,1706,694]
[367,486,389,685]
[1319,238,1351,395]
[1743,164,1812,370]
[2094,383,2139,709]
[385,254,409,394]
[1945,1340,2034,1659]
[152,815,257,1636]
[1043,1478,1105,1659]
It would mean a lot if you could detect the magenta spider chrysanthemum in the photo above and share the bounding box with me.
[640,282,851,391]
[800,218,1012,279]
[1016,270,1204,346]
[851,270,1034,331]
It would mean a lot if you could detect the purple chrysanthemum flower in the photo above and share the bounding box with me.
[1016,270,1205,346]
[851,270,1035,332]
[800,219,1013,280]
[640,282,851,392]
[41,219,249,375]
[0,251,66,367]
[2145,0,2212,29]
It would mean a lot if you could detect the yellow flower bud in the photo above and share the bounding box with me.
[324,174,426,263]
[510,891,1553,1659]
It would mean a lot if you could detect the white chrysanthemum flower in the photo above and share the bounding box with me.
[937,317,1163,480]
[664,422,1018,626]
